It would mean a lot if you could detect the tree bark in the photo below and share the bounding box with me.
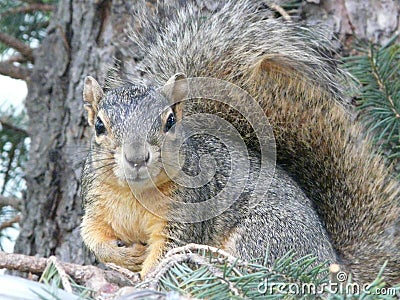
[13,0,138,265]
[301,0,400,46]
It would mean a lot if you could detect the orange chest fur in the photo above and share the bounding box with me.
[98,183,167,245]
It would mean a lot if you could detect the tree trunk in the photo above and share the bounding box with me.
[14,0,138,264]
[301,0,400,46]
[13,0,400,265]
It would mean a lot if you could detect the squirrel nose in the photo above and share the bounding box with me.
[123,144,151,168]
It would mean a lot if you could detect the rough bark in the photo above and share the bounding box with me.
[301,0,400,47]
[13,0,138,265]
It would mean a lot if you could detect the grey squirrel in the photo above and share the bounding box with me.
[80,0,400,284]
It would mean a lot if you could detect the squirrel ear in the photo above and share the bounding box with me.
[83,76,104,126]
[164,73,188,104]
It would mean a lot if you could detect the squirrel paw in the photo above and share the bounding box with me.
[99,240,148,272]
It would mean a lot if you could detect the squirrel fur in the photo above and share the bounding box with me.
[80,1,400,283]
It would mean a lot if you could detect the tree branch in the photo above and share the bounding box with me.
[0,215,21,231]
[0,32,34,62]
[0,119,29,137]
[4,54,28,64]
[19,0,47,5]
[0,252,138,289]
[1,4,54,16]
[0,61,31,80]
[269,4,291,21]
[47,256,72,293]
[0,195,22,211]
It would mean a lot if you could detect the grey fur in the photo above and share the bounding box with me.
[81,0,400,284]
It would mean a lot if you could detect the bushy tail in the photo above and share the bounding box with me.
[130,0,400,283]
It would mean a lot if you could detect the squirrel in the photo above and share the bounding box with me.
[80,1,400,284]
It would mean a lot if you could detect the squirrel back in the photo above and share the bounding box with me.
[125,1,400,283]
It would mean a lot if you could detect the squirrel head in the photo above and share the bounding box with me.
[83,73,188,191]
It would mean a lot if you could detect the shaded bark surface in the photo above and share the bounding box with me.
[301,0,400,46]
[14,0,137,264]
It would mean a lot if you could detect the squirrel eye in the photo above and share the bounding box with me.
[164,112,176,133]
[95,117,106,135]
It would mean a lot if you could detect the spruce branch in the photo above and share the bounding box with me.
[0,195,22,211]
[18,0,48,5]
[46,256,73,293]
[0,214,20,231]
[0,32,34,62]
[344,35,400,167]
[139,244,329,299]
[368,45,400,119]
[0,118,29,137]
[269,4,291,21]
[0,251,138,291]
[0,4,54,16]
[0,247,397,299]
[105,262,140,282]
[3,54,28,64]
[0,61,31,80]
